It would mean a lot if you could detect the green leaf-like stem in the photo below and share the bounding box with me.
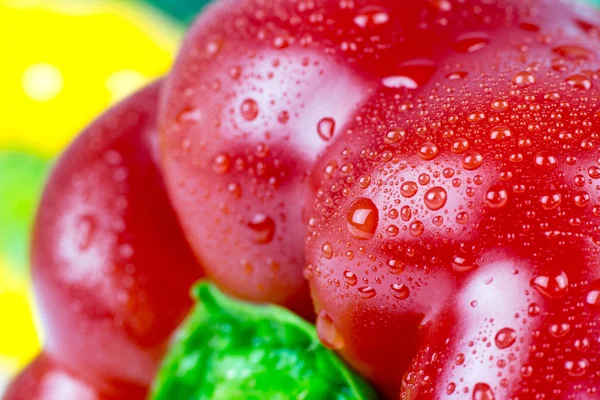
[151,282,377,400]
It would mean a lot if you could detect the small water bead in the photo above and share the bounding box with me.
[418,142,439,160]
[549,322,571,338]
[429,0,452,11]
[566,73,592,90]
[540,193,562,210]
[585,280,600,306]
[456,212,469,224]
[472,383,495,400]
[521,365,534,377]
[409,221,424,236]
[247,214,276,244]
[432,216,444,226]
[484,187,508,209]
[509,153,524,163]
[424,187,448,210]
[564,358,589,377]
[452,32,490,53]
[531,270,569,299]
[353,5,390,29]
[552,60,567,72]
[388,208,399,219]
[401,181,419,198]
[240,98,259,120]
[574,191,591,207]
[575,337,591,352]
[418,173,431,185]
[387,259,405,274]
[76,215,96,250]
[446,71,468,80]
[358,175,371,189]
[358,286,377,299]
[513,71,536,87]
[534,151,557,171]
[272,35,292,49]
[528,303,541,316]
[581,138,596,151]
[380,150,393,162]
[229,66,242,80]
[463,151,484,170]
[491,99,509,111]
[316,310,345,350]
[323,161,337,180]
[543,92,561,103]
[303,264,313,279]
[390,283,410,300]
[277,111,290,125]
[451,138,470,154]
[443,129,455,139]
[384,127,406,145]
[307,218,318,233]
[177,107,203,125]
[495,327,517,349]
[499,171,513,181]
[340,163,354,176]
[452,254,478,272]
[254,143,269,158]
[401,206,412,221]
[386,225,399,237]
[467,111,486,124]
[446,382,456,395]
[205,37,223,57]
[443,168,455,178]
[557,131,573,142]
[317,117,336,141]
[212,153,231,174]
[347,198,379,240]
[455,353,465,365]
[569,217,582,227]
[322,242,333,259]
[588,166,600,179]
[490,126,512,141]
[343,270,358,286]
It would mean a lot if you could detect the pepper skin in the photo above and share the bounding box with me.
[3,353,146,400]
[159,0,381,318]
[302,0,600,398]
[4,82,204,399]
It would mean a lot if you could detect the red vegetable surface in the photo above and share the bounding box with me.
[3,353,145,400]
[302,0,600,398]
[4,82,204,399]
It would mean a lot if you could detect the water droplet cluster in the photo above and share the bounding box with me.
[160,0,600,396]
[298,0,600,397]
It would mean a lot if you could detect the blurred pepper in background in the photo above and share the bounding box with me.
[0,0,208,393]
